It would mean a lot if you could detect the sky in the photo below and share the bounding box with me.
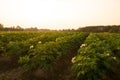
[0,0,120,30]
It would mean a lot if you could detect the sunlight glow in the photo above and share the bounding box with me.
[0,0,120,29]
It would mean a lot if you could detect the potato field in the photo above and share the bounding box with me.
[0,32,120,80]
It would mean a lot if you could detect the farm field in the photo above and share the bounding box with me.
[0,31,120,80]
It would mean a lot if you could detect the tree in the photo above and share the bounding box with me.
[0,23,4,29]
[16,25,22,29]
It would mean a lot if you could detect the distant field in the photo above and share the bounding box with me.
[0,32,120,80]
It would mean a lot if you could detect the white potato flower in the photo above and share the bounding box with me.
[112,57,116,60]
[106,53,110,56]
[38,41,42,44]
[71,57,76,63]
[30,45,34,49]
[80,44,87,48]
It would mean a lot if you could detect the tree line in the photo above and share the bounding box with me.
[0,23,120,32]
[78,25,120,33]
[0,23,50,31]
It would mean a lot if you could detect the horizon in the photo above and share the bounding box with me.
[0,0,120,30]
[1,24,120,31]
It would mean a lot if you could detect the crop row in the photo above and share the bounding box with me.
[0,32,77,56]
[72,33,120,80]
[18,32,89,70]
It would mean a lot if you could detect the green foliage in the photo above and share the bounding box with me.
[72,33,120,80]
[0,32,75,56]
[18,55,30,64]
[7,41,22,55]
[18,32,89,70]
[1,31,120,80]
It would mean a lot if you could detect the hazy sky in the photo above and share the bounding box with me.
[0,0,120,29]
